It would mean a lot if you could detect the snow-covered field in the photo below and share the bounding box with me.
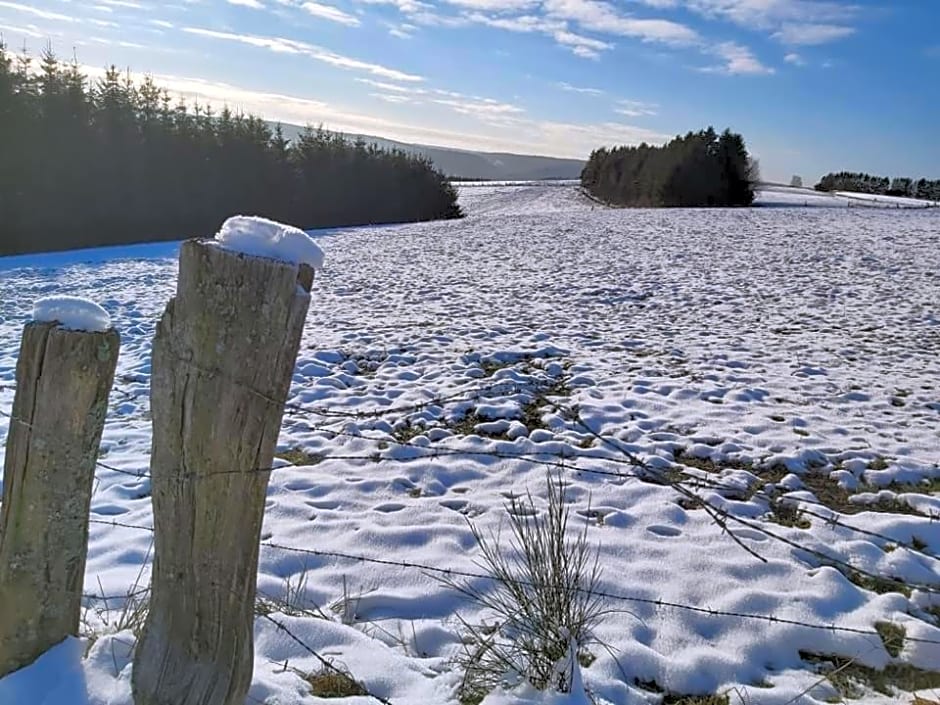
[757,185,940,209]
[1,183,939,704]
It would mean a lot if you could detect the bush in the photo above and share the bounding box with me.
[442,472,607,704]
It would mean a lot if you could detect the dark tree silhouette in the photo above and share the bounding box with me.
[815,171,940,200]
[581,128,756,208]
[0,44,461,256]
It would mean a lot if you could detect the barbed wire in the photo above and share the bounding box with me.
[9,388,940,588]
[83,517,940,646]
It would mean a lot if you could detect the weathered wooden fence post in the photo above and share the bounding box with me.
[0,318,120,677]
[132,236,315,705]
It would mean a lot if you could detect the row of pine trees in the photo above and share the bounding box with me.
[814,172,940,200]
[580,128,757,207]
[0,45,461,256]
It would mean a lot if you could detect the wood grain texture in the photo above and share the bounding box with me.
[132,241,313,705]
[0,322,120,677]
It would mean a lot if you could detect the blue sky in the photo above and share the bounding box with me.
[1,0,937,181]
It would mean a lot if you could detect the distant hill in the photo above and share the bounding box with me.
[274,123,585,181]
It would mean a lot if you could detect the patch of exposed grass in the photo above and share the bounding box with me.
[801,651,940,698]
[392,422,425,444]
[662,694,730,705]
[875,621,907,658]
[768,501,811,529]
[673,452,752,474]
[481,359,515,377]
[796,471,924,517]
[276,448,324,466]
[844,570,912,597]
[300,665,369,698]
[520,399,551,433]
[868,457,890,472]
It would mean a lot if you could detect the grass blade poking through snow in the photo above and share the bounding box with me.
[440,471,609,704]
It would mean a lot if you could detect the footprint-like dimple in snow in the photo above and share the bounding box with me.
[373,502,406,513]
[440,499,468,512]
[91,503,129,517]
[730,528,769,542]
[645,524,682,538]
[283,479,317,491]
[306,499,340,510]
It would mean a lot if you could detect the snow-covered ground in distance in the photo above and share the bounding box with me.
[1,182,939,705]
[758,184,939,209]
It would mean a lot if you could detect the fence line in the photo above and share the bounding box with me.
[78,516,940,647]
[9,396,940,586]
[5,374,940,676]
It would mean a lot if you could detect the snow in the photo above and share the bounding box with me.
[1,183,939,704]
[32,295,112,332]
[757,184,940,209]
[214,215,325,270]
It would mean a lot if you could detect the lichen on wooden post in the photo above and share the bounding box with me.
[132,240,314,705]
[0,322,120,677]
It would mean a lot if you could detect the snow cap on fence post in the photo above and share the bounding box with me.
[132,217,320,705]
[0,299,120,677]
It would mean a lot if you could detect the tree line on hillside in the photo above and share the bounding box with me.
[580,128,757,208]
[815,172,940,201]
[0,45,461,256]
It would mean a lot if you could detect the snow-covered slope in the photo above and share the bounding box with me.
[1,183,939,705]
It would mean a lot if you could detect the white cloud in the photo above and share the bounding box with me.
[0,1,76,22]
[357,0,430,14]
[784,52,806,65]
[228,0,265,8]
[543,0,699,45]
[614,99,658,116]
[370,92,415,103]
[442,0,537,10]
[432,95,526,121]
[464,12,610,58]
[0,21,46,38]
[183,27,423,81]
[356,77,426,93]
[552,28,611,59]
[557,81,604,95]
[702,41,775,74]
[772,22,854,45]
[300,1,361,26]
[686,0,856,30]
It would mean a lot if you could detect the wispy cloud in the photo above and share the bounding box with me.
[773,22,854,45]
[614,99,658,116]
[686,0,856,30]
[356,77,426,93]
[0,1,77,22]
[182,27,423,81]
[702,41,775,75]
[784,52,806,65]
[464,12,611,59]
[543,0,699,45]
[300,1,361,26]
[443,0,538,10]
[386,22,417,37]
[228,0,266,8]
[557,81,604,95]
[370,92,416,103]
[0,21,47,38]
